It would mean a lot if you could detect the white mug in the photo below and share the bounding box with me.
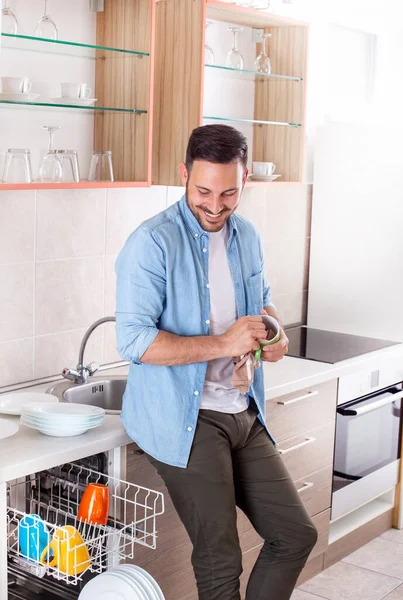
[1,77,32,94]
[61,82,91,100]
[252,161,276,176]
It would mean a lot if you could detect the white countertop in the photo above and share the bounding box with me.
[1,342,403,483]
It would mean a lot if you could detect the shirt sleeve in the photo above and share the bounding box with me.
[115,227,166,364]
[257,230,276,310]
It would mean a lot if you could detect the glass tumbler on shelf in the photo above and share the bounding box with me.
[53,150,80,182]
[2,149,32,183]
[204,21,215,66]
[254,33,272,74]
[35,0,58,40]
[1,0,18,35]
[226,27,244,70]
[88,151,114,182]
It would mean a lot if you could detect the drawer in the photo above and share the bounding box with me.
[266,379,337,442]
[278,421,335,482]
[310,509,330,559]
[295,465,333,517]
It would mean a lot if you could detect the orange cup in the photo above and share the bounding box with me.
[77,483,109,526]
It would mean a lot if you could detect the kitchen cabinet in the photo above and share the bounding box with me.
[0,0,155,189]
[152,0,308,187]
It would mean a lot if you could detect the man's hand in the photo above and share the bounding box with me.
[259,309,289,363]
[220,316,267,357]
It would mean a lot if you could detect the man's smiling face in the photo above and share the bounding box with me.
[180,159,248,233]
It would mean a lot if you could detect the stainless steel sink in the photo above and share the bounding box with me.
[47,376,126,414]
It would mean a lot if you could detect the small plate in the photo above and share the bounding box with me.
[0,418,19,441]
[48,97,98,106]
[0,392,58,416]
[0,92,40,102]
[248,174,281,182]
[78,571,144,600]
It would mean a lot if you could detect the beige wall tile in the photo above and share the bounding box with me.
[266,184,312,241]
[35,258,104,335]
[34,327,103,379]
[0,191,35,263]
[265,237,309,296]
[0,263,34,342]
[103,321,121,364]
[106,186,167,255]
[237,187,268,229]
[104,255,117,315]
[272,291,308,327]
[0,338,33,387]
[36,189,106,260]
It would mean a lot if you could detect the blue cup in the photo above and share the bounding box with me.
[18,514,51,562]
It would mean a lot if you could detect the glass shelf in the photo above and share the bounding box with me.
[203,115,301,127]
[205,64,302,82]
[0,99,147,114]
[1,33,149,60]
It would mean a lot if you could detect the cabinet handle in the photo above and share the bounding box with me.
[297,481,314,494]
[278,436,316,455]
[277,390,319,406]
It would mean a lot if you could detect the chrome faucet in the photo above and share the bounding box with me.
[62,316,116,384]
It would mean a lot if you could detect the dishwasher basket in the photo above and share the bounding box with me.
[7,461,165,586]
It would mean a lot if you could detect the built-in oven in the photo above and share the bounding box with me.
[332,381,403,521]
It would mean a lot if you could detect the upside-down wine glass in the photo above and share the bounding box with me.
[34,0,58,40]
[226,27,244,70]
[254,33,272,74]
[38,125,63,182]
[1,0,18,34]
[205,21,215,66]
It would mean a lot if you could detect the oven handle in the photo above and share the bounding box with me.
[337,390,403,416]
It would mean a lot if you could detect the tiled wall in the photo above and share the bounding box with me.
[0,184,312,387]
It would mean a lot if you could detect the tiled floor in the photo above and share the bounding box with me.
[291,528,403,600]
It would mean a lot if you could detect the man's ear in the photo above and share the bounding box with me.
[179,163,188,187]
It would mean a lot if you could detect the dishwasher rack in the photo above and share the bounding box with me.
[6,461,165,586]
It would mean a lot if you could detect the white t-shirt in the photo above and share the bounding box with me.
[200,223,249,413]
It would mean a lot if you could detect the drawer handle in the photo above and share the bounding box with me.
[278,436,316,455]
[277,390,319,406]
[297,481,314,494]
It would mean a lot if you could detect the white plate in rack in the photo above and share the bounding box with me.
[114,566,159,600]
[78,571,145,600]
[0,418,19,440]
[125,565,165,600]
[0,392,59,416]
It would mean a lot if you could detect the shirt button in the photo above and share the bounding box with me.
[187,426,193,432]
[193,390,199,396]
[206,319,210,325]
[194,233,199,238]
[206,283,210,289]
[203,248,207,253]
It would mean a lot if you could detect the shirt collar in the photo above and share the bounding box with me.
[179,194,238,241]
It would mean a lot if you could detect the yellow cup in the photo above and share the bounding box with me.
[40,525,90,576]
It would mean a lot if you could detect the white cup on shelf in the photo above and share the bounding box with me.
[60,82,91,100]
[1,77,32,94]
[252,161,276,176]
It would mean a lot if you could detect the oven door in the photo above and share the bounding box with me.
[332,384,403,520]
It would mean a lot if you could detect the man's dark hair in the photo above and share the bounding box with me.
[185,124,248,173]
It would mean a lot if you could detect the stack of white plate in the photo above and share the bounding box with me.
[78,564,165,600]
[0,392,59,416]
[20,403,105,437]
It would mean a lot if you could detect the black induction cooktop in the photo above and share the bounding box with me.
[284,326,400,364]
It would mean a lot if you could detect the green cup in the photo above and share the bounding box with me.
[255,315,281,361]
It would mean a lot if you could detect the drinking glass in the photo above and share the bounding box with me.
[35,0,58,40]
[226,27,243,70]
[205,21,215,66]
[254,33,272,74]
[39,125,62,182]
[2,149,32,183]
[54,150,80,182]
[1,0,18,34]
[88,151,114,182]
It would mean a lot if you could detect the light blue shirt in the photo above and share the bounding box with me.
[115,195,275,467]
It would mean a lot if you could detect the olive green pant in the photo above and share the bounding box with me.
[147,404,318,600]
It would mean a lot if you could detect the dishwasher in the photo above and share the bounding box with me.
[6,449,165,599]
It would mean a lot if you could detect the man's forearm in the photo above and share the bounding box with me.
[140,330,229,366]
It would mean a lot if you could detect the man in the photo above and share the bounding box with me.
[115,124,317,600]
